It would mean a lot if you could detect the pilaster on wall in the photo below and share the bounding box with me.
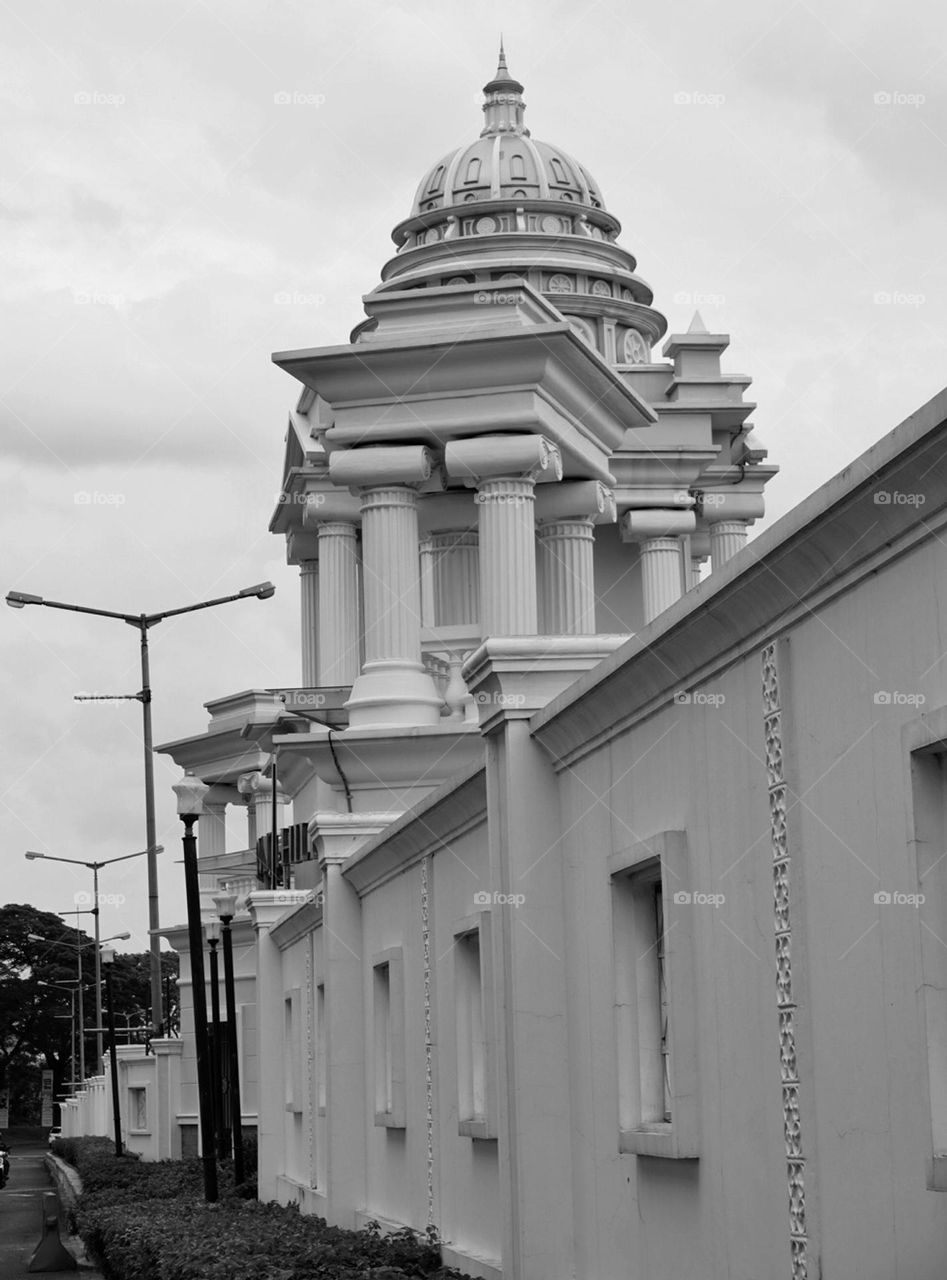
[247,890,312,1202]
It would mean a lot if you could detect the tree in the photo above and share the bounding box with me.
[0,903,179,1122]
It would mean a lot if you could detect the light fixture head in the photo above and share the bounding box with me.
[100,945,116,965]
[172,770,209,818]
[204,920,221,943]
[6,591,43,609]
[213,890,238,921]
[24,851,44,860]
[238,581,276,600]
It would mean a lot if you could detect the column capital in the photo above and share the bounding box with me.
[445,434,562,485]
[534,480,616,524]
[328,444,433,490]
[621,507,696,542]
[301,492,363,527]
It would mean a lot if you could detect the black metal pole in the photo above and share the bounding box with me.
[104,965,123,1157]
[220,911,245,1186]
[270,756,278,889]
[208,939,229,1160]
[139,622,164,1038]
[181,815,218,1202]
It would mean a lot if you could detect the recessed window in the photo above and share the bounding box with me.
[128,1087,147,1131]
[427,165,445,193]
[464,158,482,184]
[609,831,699,1158]
[284,988,302,1115]
[453,913,497,1139]
[510,154,526,180]
[550,157,568,184]
[372,949,405,1128]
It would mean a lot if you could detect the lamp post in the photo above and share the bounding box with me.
[205,921,228,1160]
[25,849,158,1072]
[29,927,131,1082]
[8,581,276,1035]
[214,889,245,1187]
[172,770,217,1203]
[100,946,123,1157]
[37,981,79,1092]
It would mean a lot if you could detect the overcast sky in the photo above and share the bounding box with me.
[2,0,945,952]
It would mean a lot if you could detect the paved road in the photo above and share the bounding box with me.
[0,1134,95,1278]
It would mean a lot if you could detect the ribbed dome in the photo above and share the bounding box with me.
[412,137,605,216]
[409,46,606,217]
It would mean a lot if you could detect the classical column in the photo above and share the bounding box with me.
[329,446,442,728]
[621,507,695,626]
[419,537,436,628]
[687,530,711,590]
[640,538,684,623]
[536,520,596,633]
[445,435,561,639]
[431,530,479,626]
[316,522,360,685]
[198,800,227,861]
[534,480,617,635]
[299,560,319,686]
[709,519,748,571]
[476,478,538,635]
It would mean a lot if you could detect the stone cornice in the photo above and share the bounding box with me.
[532,386,947,770]
[341,764,487,896]
[270,895,322,950]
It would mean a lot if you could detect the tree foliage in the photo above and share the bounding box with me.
[0,903,179,1118]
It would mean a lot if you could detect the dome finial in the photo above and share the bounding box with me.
[481,40,528,137]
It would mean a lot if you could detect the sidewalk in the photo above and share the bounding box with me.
[0,1132,103,1279]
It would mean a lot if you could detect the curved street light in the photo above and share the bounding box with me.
[8,581,276,1034]
[25,848,159,1071]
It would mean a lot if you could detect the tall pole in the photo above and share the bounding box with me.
[271,755,278,890]
[104,963,123,1157]
[93,868,103,1073]
[139,622,164,1037]
[220,910,245,1186]
[181,814,218,1202]
[75,928,86,1083]
[207,937,228,1159]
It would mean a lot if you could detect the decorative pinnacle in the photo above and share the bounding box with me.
[481,39,528,136]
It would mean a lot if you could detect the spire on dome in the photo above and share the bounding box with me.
[688,310,710,334]
[481,40,529,136]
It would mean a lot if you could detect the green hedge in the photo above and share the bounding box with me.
[53,1137,471,1280]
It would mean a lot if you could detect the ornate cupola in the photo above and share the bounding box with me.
[480,40,528,136]
[356,45,668,367]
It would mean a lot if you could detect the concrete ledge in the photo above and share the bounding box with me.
[44,1153,103,1273]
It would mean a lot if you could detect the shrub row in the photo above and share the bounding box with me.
[54,1137,470,1280]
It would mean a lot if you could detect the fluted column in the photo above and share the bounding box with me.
[431,530,479,625]
[477,478,538,635]
[709,519,748,571]
[347,485,442,727]
[640,537,684,623]
[536,519,596,633]
[198,801,227,860]
[299,560,319,686]
[316,522,360,686]
[419,537,436,628]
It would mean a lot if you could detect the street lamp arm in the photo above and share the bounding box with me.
[6,594,137,623]
[144,582,275,624]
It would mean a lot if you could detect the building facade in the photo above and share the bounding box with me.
[65,51,947,1280]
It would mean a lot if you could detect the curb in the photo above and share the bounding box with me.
[44,1153,104,1275]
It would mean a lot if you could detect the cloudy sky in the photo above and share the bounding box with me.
[2,0,944,952]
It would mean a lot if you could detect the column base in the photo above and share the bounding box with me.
[345,661,444,729]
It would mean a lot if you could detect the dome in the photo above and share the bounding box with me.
[412,139,606,216]
[362,45,668,361]
[409,48,607,217]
